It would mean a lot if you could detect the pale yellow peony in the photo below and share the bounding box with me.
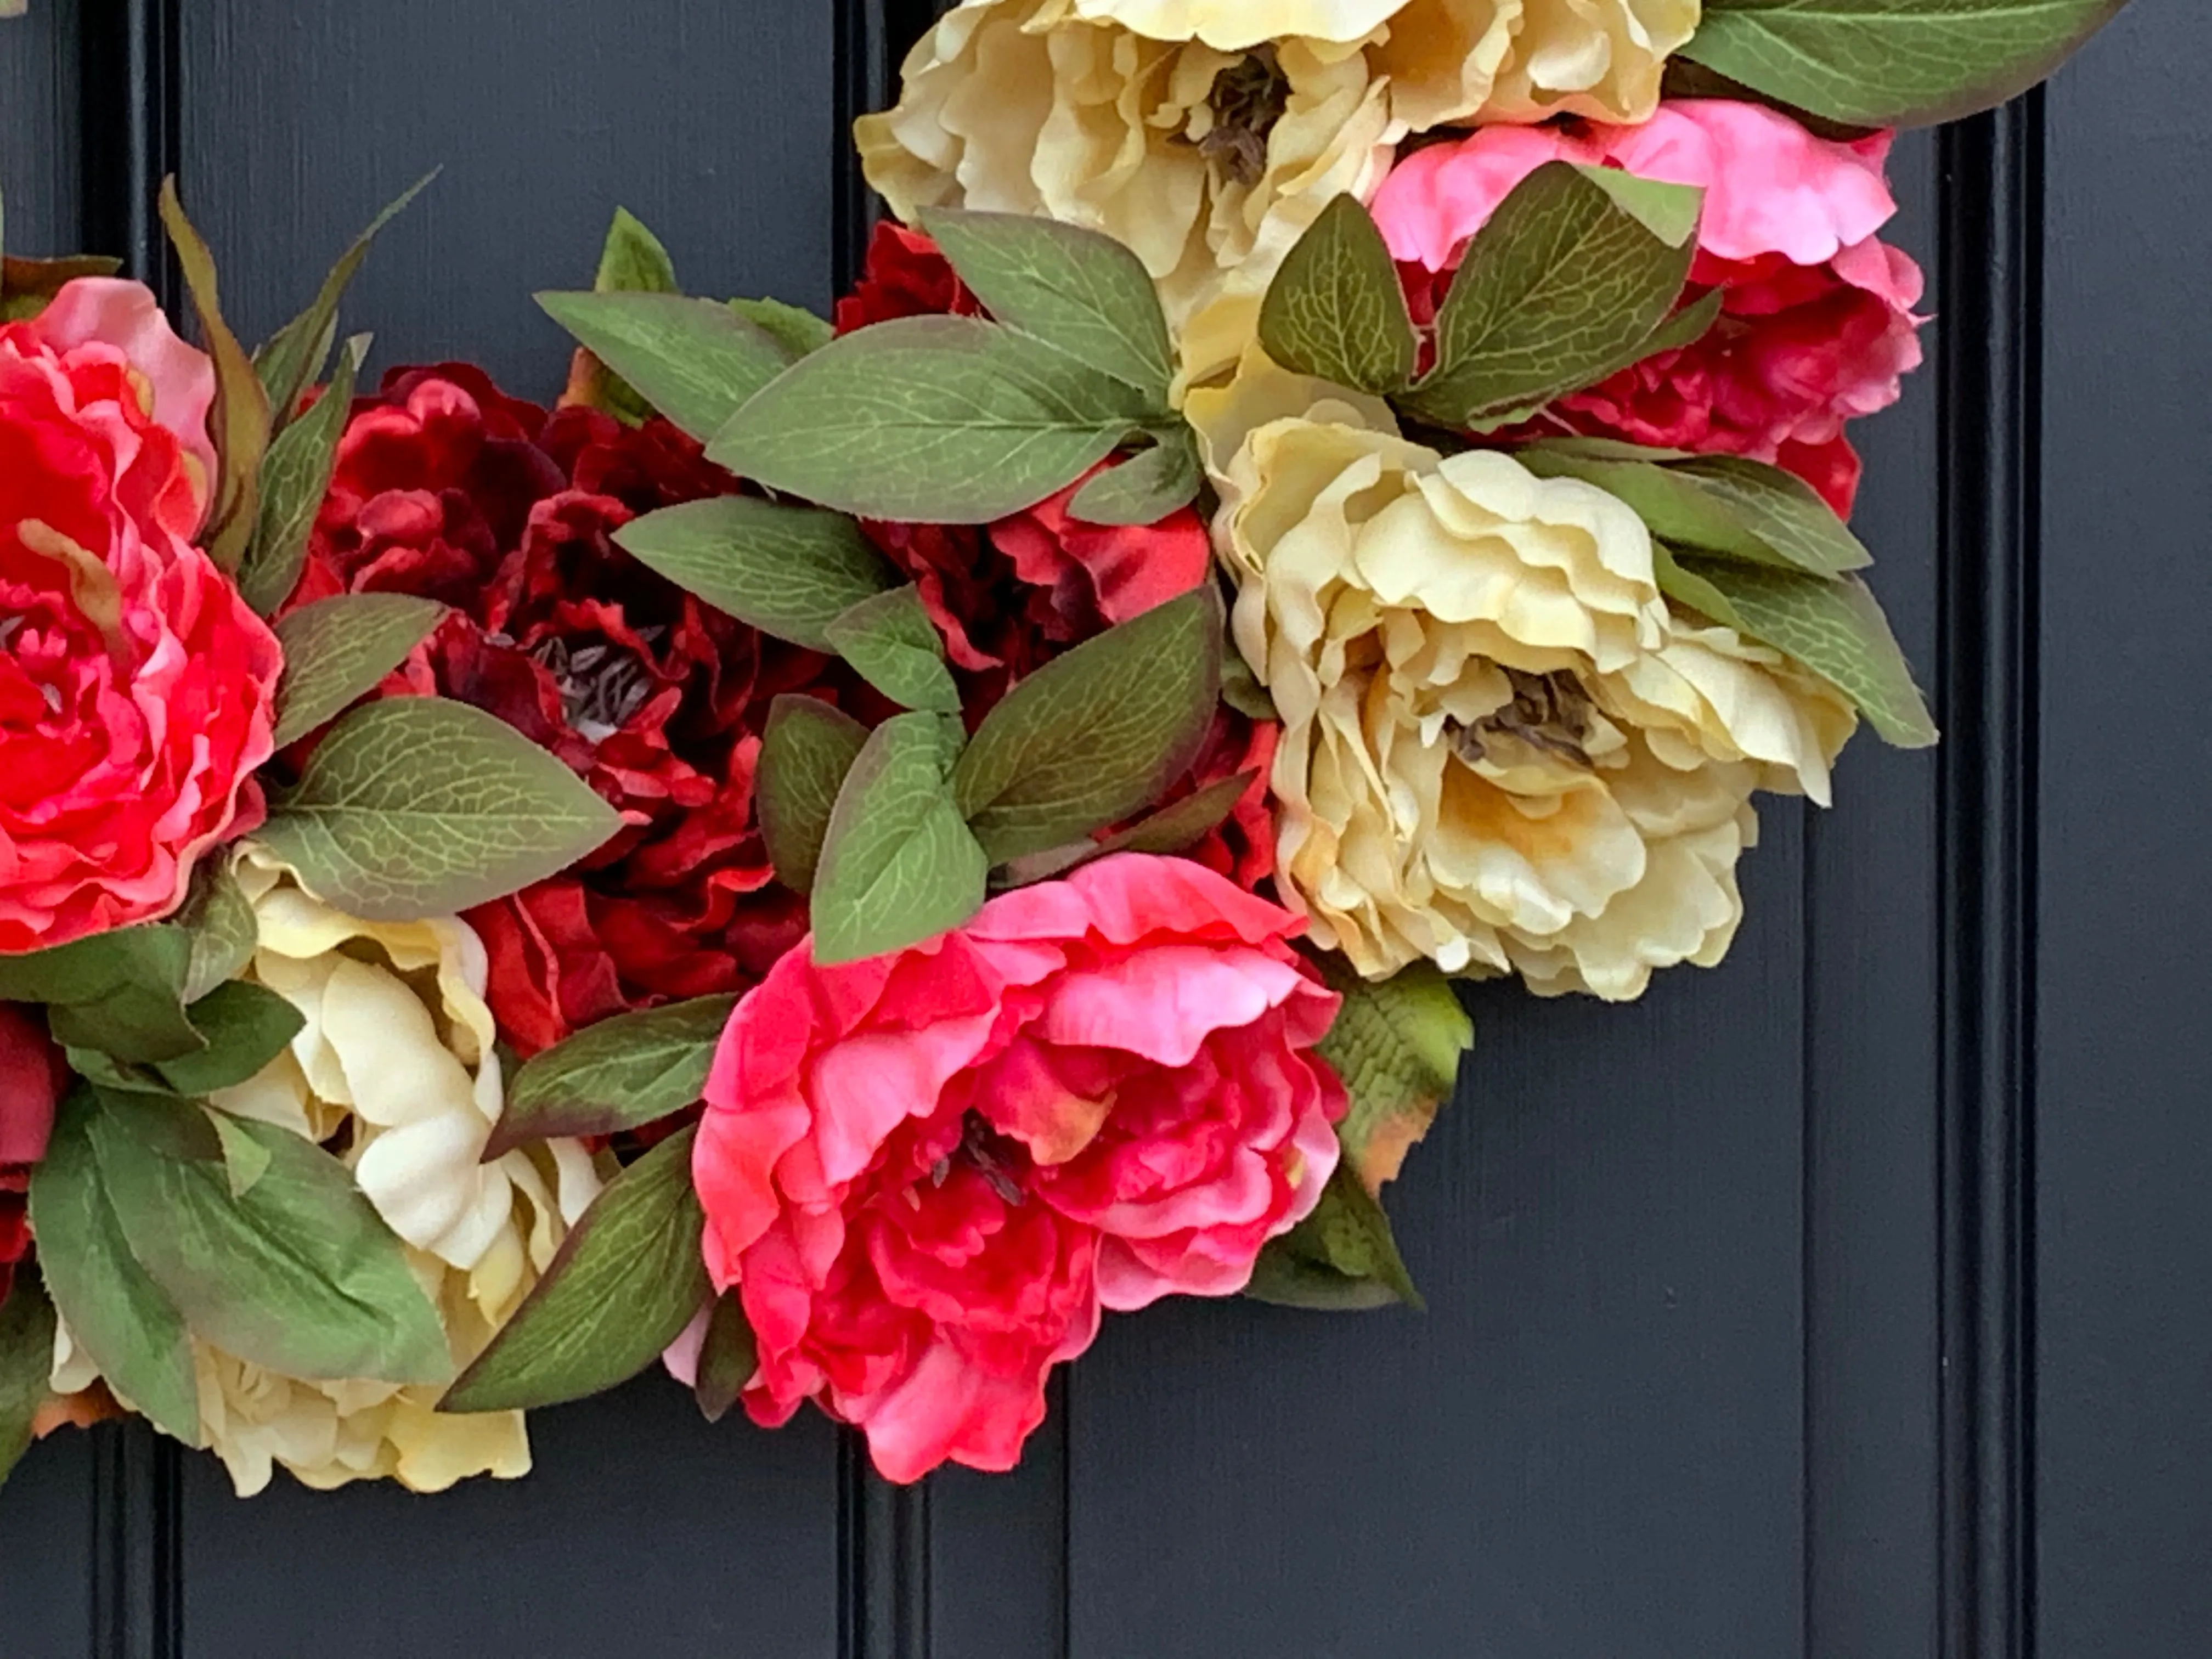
[54,855,603,1496]
[1189,352,1857,1000]
[856,0,1697,375]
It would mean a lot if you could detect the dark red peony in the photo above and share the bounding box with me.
[833,222,981,335]
[299,366,872,1053]
[0,1001,64,1308]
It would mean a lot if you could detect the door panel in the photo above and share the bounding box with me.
[0,4,2203,1656]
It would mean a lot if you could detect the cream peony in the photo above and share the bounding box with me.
[54,855,602,1496]
[856,0,1696,379]
[1189,352,1856,1000]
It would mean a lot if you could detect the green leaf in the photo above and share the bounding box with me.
[93,1098,450,1384]
[823,586,961,714]
[0,927,201,1065]
[1313,959,1471,1192]
[811,713,991,966]
[1401,162,1699,432]
[997,770,1257,887]
[1245,1154,1423,1312]
[1259,193,1421,396]
[442,1127,710,1414]
[730,297,834,359]
[952,587,1222,864]
[254,173,434,428]
[1682,0,2127,128]
[707,316,1150,523]
[1515,448,1870,577]
[1652,540,1751,631]
[485,994,738,1160]
[1,252,123,324]
[612,496,898,652]
[256,698,623,921]
[269,592,446,748]
[159,178,271,573]
[757,695,871,895]
[154,983,304,1097]
[205,1109,274,1200]
[239,332,369,616]
[0,1265,57,1485]
[177,863,259,1006]
[691,1291,757,1425]
[1677,557,1938,748]
[921,207,1175,399]
[1220,649,1278,721]
[537,290,790,444]
[592,206,678,296]
[1065,430,1202,527]
[28,1093,203,1443]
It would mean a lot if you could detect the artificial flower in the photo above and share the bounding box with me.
[856,0,1697,376]
[298,366,873,1054]
[1190,351,1855,998]
[0,1001,63,1308]
[0,278,281,953]
[692,853,1344,1482]
[1371,100,1927,515]
[834,222,983,334]
[53,855,603,1497]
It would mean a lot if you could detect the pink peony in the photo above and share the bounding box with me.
[0,279,281,953]
[1370,101,1927,516]
[691,853,1345,1482]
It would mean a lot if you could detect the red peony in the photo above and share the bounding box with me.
[0,278,281,953]
[1372,104,1926,517]
[301,366,877,1053]
[0,1001,64,1307]
[690,854,1344,1482]
[833,222,980,335]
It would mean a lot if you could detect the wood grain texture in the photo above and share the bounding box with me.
[2036,7,2212,1655]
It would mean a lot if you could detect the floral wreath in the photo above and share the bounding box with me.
[0,0,2119,1496]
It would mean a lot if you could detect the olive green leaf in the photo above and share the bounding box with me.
[568,207,684,422]
[757,695,872,895]
[1065,428,1203,527]
[1245,1153,1423,1313]
[1682,0,2128,129]
[485,994,738,1159]
[613,496,898,652]
[691,1291,758,1425]
[1401,162,1701,432]
[240,333,370,616]
[153,983,304,1098]
[92,1096,452,1385]
[253,172,435,428]
[159,178,271,572]
[442,1127,711,1413]
[28,1093,204,1443]
[824,586,961,714]
[257,698,623,921]
[1259,192,1419,396]
[729,297,834,359]
[953,586,1222,864]
[1675,557,1939,747]
[707,316,1153,523]
[0,927,201,1065]
[538,290,791,443]
[921,207,1175,398]
[812,713,992,966]
[269,592,446,748]
[177,862,259,1006]
[1314,959,1472,1192]
[0,1266,58,1484]
[1,253,123,324]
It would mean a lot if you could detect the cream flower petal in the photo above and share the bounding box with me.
[70,859,607,1496]
[1211,373,1854,997]
[1066,0,1412,48]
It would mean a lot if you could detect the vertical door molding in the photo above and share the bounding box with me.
[1935,95,2045,1659]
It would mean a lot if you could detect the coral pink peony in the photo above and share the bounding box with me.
[1371,101,1927,515]
[0,279,281,953]
[692,853,1345,1481]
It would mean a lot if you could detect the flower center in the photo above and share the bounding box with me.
[1455,668,1597,770]
[929,1109,1029,1207]
[530,631,662,744]
[1199,46,1291,188]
